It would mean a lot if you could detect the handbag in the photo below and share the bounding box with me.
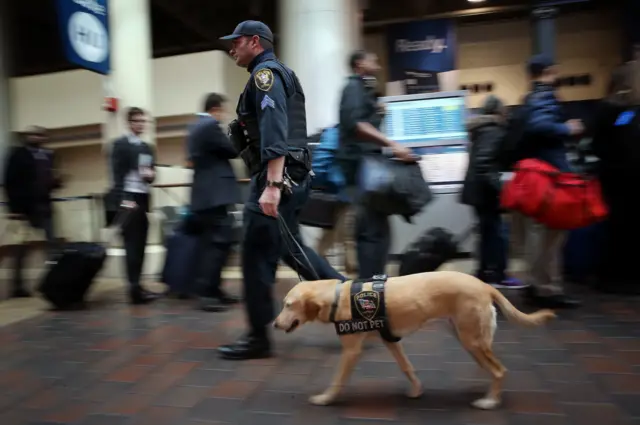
[299,191,345,229]
[357,155,433,219]
[500,159,608,230]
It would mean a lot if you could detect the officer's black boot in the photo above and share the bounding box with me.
[218,329,271,360]
[198,297,227,312]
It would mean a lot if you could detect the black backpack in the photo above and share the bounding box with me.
[398,226,474,276]
[497,93,533,171]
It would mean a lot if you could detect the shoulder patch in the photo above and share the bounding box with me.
[254,68,274,92]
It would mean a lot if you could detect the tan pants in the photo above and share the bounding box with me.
[509,212,566,295]
[316,204,357,274]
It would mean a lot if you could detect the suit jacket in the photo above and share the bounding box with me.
[3,145,60,217]
[187,114,240,211]
[105,135,156,212]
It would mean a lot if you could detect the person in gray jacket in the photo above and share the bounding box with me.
[107,107,158,305]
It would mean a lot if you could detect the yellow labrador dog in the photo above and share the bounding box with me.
[273,271,555,410]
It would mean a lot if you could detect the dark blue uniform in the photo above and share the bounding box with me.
[219,49,344,360]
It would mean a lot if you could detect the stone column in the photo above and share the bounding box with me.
[279,0,363,134]
[106,0,154,141]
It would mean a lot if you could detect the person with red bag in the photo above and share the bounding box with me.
[506,55,584,309]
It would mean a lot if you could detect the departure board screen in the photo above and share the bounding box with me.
[383,95,467,146]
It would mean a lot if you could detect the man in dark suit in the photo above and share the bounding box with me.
[188,93,241,312]
[3,126,61,297]
[106,107,158,305]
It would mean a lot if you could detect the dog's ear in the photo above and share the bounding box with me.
[299,282,333,322]
[303,298,321,321]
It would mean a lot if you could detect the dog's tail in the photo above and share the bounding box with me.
[488,285,556,326]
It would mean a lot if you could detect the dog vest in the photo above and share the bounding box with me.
[329,275,401,343]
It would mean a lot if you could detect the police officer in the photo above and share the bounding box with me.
[217,21,344,360]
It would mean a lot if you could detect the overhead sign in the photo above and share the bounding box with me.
[386,19,456,90]
[56,0,110,74]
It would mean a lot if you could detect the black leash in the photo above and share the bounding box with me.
[277,213,321,282]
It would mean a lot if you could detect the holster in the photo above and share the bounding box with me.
[240,145,262,175]
[228,120,247,153]
[285,147,312,182]
[230,119,262,175]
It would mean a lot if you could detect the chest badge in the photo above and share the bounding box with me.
[353,291,380,321]
[254,69,274,92]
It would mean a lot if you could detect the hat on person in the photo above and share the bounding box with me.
[527,54,555,76]
[220,21,274,44]
[479,95,505,116]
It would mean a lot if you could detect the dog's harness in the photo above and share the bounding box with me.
[328,275,401,343]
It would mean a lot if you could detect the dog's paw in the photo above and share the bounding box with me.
[309,394,335,406]
[406,384,423,399]
[472,397,500,410]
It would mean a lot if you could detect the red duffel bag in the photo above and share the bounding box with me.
[500,159,608,230]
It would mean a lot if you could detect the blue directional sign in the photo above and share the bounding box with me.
[56,0,110,75]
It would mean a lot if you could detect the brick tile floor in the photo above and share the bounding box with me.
[0,277,639,425]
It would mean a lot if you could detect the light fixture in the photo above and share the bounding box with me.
[468,0,486,3]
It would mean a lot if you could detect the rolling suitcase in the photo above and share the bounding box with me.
[161,226,200,298]
[38,206,133,310]
[39,242,107,310]
[161,208,243,298]
[398,225,474,276]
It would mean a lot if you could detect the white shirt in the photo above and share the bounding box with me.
[123,133,151,194]
[28,146,49,160]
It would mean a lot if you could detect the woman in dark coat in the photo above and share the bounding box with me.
[591,60,640,294]
[461,95,525,289]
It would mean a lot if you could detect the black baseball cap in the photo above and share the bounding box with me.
[220,20,274,44]
[527,54,555,76]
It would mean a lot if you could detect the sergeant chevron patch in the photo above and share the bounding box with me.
[261,95,275,110]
